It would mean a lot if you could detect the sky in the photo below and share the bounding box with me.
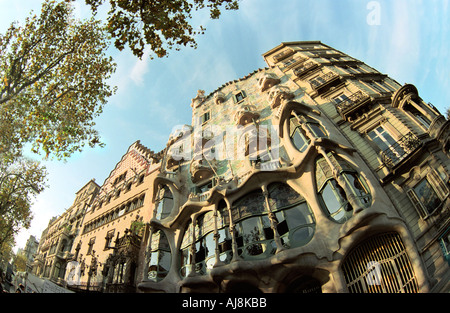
[1,0,449,253]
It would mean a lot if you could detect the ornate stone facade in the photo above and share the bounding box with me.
[32,41,449,293]
[138,41,449,293]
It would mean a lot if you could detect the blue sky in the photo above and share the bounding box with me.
[2,0,449,252]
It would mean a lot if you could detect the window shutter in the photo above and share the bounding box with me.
[406,189,427,219]
[428,170,449,200]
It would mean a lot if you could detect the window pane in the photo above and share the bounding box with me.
[285,203,313,229]
[291,128,309,152]
[321,180,346,221]
[308,123,327,138]
[414,179,441,214]
[344,172,371,206]
[241,217,263,244]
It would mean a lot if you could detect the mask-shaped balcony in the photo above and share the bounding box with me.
[259,73,281,92]
[214,91,226,105]
[190,158,217,184]
[234,104,260,126]
[167,124,192,147]
[242,126,272,157]
[268,85,295,109]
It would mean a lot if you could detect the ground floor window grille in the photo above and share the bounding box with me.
[342,232,419,293]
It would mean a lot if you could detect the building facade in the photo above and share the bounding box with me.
[32,179,100,285]
[23,235,39,272]
[66,141,162,292]
[32,180,99,285]
[138,41,449,293]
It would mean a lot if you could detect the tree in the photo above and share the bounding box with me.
[0,0,116,160]
[79,0,240,59]
[0,153,47,251]
[13,252,28,272]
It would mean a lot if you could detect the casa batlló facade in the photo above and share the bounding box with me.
[139,41,449,293]
[32,41,449,293]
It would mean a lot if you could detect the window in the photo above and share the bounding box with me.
[201,111,210,124]
[316,154,371,223]
[333,93,350,105]
[233,91,246,103]
[405,103,431,129]
[289,113,327,152]
[216,201,232,263]
[406,170,448,218]
[342,232,419,293]
[147,230,171,282]
[154,185,174,220]
[104,230,115,250]
[87,237,95,255]
[290,117,309,152]
[268,183,315,249]
[341,65,365,75]
[282,57,299,68]
[439,228,450,265]
[180,220,194,277]
[231,189,274,259]
[193,212,216,275]
[368,125,405,160]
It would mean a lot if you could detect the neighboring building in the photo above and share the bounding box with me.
[32,179,100,285]
[66,141,162,293]
[138,41,449,293]
[23,235,39,272]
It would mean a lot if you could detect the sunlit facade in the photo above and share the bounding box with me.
[32,41,450,293]
[138,41,450,293]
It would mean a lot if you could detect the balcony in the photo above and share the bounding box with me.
[190,159,216,183]
[381,132,422,169]
[334,90,371,120]
[268,85,294,109]
[309,72,341,93]
[214,91,226,105]
[273,48,295,63]
[234,104,260,126]
[252,159,281,171]
[293,61,319,78]
[259,73,281,92]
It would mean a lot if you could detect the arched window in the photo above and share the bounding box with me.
[231,189,275,260]
[216,200,233,264]
[147,230,171,282]
[194,211,216,275]
[289,113,327,152]
[180,211,221,277]
[180,220,193,278]
[268,183,315,249]
[154,185,174,220]
[290,116,309,152]
[316,153,371,223]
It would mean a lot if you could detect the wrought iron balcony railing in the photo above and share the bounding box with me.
[293,61,319,77]
[309,72,340,91]
[381,132,421,169]
[334,90,370,113]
